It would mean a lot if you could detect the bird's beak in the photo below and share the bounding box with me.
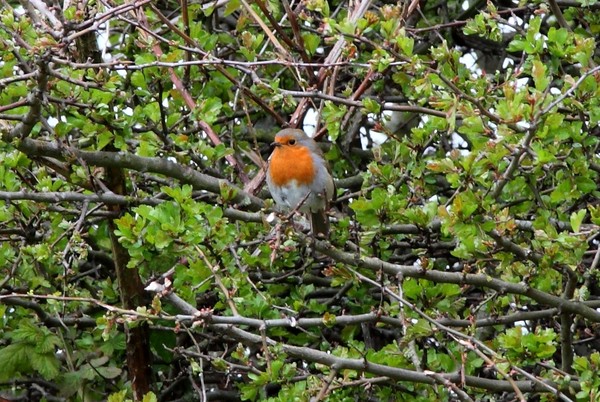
[271,141,281,148]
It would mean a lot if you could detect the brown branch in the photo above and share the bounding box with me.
[239,0,289,58]
[1,59,48,139]
[155,291,579,395]
[556,0,600,7]
[254,0,312,70]
[315,240,600,322]
[282,0,312,76]
[561,271,578,374]
[490,129,536,199]
[460,339,526,401]
[289,0,374,126]
[222,322,578,394]
[406,6,534,34]
[63,0,154,43]
[51,57,374,70]
[0,190,157,205]
[436,303,600,327]
[486,229,541,263]
[0,71,37,88]
[537,64,600,118]
[0,98,29,114]
[1,296,96,328]
[548,0,572,31]
[434,72,521,131]
[6,290,600,331]
[0,291,582,396]
[2,137,265,210]
[381,217,576,236]
[425,372,474,402]
[19,0,62,36]
[353,268,572,402]
[281,90,447,118]
[135,6,250,184]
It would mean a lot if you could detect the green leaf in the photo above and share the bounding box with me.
[531,142,556,164]
[322,312,337,327]
[107,390,128,402]
[10,321,40,343]
[589,205,600,225]
[302,33,321,56]
[532,59,549,91]
[130,71,147,89]
[548,27,568,46]
[576,176,596,194]
[0,343,30,380]
[361,97,381,114]
[570,209,586,233]
[96,131,114,150]
[322,101,347,140]
[396,30,414,56]
[550,180,573,204]
[453,190,478,219]
[350,199,380,227]
[196,97,222,125]
[305,0,329,16]
[36,331,60,354]
[31,352,60,380]
[223,0,240,16]
[405,319,433,340]
[403,278,422,300]
[545,113,564,129]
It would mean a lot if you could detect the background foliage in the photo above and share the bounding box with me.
[2,0,600,400]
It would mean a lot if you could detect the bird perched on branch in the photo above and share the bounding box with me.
[266,128,335,236]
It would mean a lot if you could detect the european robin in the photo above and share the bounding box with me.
[266,128,335,236]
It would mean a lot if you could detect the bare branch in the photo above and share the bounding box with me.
[315,240,600,322]
[2,137,265,210]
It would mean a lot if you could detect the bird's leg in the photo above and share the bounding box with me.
[286,190,312,221]
[269,221,282,266]
[283,190,312,233]
[288,191,321,255]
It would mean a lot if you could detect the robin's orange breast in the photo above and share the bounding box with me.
[268,145,316,187]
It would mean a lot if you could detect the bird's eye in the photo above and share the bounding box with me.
[288,139,296,145]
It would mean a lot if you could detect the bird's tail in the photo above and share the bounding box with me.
[310,210,330,237]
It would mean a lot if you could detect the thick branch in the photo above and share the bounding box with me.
[215,319,579,394]
[105,152,152,399]
[1,296,96,328]
[0,291,582,396]
[0,191,263,223]
[157,291,579,395]
[3,138,265,211]
[2,60,48,141]
[315,241,600,322]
